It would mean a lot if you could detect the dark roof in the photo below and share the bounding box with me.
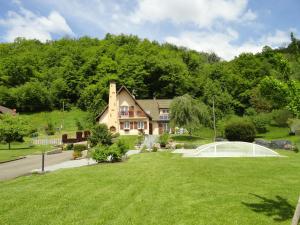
[0,106,15,115]
[136,99,172,121]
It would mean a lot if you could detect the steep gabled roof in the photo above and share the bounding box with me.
[96,86,153,120]
[136,99,172,121]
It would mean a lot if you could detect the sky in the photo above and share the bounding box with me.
[0,0,299,60]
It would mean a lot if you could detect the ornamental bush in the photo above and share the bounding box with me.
[224,118,256,142]
[73,144,86,152]
[159,133,169,148]
[92,139,129,163]
[250,114,271,133]
[272,109,293,127]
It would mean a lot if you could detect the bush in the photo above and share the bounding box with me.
[63,143,73,150]
[45,121,55,135]
[152,146,158,152]
[159,133,169,148]
[75,119,84,131]
[250,114,270,133]
[73,144,86,152]
[272,109,293,127]
[111,132,120,138]
[92,140,129,163]
[175,144,184,149]
[89,124,112,147]
[287,118,300,134]
[225,118,256,142]
[73,150,82,159]
[183,143,197,149]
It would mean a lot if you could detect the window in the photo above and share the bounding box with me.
[162,109,169,114]
[137,121,144,129]
[124,121,130,129]
[120,106,129,116]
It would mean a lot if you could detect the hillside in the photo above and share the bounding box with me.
[0,34,299,119]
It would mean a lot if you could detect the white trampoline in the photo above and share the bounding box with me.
[173,141,281,158]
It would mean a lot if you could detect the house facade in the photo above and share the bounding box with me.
[97,81,172,135]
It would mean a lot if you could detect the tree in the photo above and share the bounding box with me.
[0,114,29,149]
[170,94,210,135]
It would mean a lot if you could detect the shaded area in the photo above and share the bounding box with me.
[242,194,295,222]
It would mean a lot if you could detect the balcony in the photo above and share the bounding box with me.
[119,111,146,118]
[159,114,169,120]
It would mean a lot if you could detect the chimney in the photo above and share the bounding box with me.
[108,81,118,132]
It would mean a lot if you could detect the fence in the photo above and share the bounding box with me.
[32,138,62,145]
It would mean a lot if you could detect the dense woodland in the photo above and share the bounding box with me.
[0,33,299,120]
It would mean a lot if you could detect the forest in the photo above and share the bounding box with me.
[0,33,299,120]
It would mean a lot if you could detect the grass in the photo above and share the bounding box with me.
[20,107,87,137]
[0,143,50,162]
[117,135,139,149]
[0,151,300,225]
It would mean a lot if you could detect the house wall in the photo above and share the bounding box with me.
[99,109,109,124]
[99,87,150,135]
[152,121,159,135]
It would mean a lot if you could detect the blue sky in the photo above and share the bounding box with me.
[0,0,299,60]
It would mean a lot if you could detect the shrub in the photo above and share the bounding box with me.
[183,143,197,149]
[45,121,55,135]
[75,119,84,131]
[224,118,256,142]
[92,140,129,163]
[272,109,293,127]
[287,118,300,134]
[175,144,184,149]
[73,150,82,159]
[152,146,158,152]
[111,132,120,138]
[73,144,86,152]
[245,107,257,116]
[92,145,108,162]
[89,124,112,147]
[250,114,270,133]
[159,133,169,148]
[66,143,73,150]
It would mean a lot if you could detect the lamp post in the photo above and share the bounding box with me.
[212,96,217,142]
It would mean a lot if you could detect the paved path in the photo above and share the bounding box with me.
[0,151,73,181]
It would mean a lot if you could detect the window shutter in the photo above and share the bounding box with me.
[144,121,147,129]
[120,122,124,130]
[134,121,137,129]
[130,122,133,129]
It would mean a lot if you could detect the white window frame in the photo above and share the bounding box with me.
[137,121,144,129]
[120,106,129,116]
[124,121,130,130]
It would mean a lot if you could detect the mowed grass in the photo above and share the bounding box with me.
[1,151,300,225]
[0,142,51,162]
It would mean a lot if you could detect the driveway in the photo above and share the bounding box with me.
[0,151,73,181]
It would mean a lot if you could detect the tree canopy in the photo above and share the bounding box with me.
[0,33,299,118]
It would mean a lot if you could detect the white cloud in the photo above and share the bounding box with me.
[130,0,255,28]
[0,6,74,42]
[166,29,292,60]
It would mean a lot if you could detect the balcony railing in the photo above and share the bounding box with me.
[159,114,169,120]
[119,111,146,118]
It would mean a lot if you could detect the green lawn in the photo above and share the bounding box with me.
[20,108,87,138]
[0,142,51,162]
[1,151,300,225]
